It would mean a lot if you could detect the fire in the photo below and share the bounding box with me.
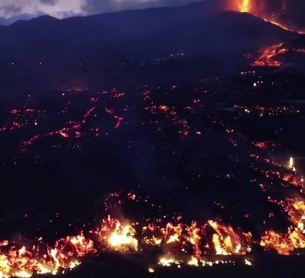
[96,216,138,251]
[188,256,199,266]
[260,230,293,255]
[261,198,305,254]
[244,259,252,266]
[282,174,302,188]
[254,142,267,149]
[140,218,251,259]
[207,220,251,255]
[250,43,287,67]
[240,0,250,13]
[284,199,305,231]
[0,233,96,278]
[225,0,305,34]
[158,256,180,267]
[7,190,305,276]
[107,223,138,251]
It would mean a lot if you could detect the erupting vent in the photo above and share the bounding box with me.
[224,0,304,34]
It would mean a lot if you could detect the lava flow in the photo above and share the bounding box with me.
[251,43,287,67]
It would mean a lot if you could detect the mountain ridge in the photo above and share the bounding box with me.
[0,2,296,64]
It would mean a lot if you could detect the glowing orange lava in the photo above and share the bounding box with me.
[0,185,257,278]
[251,43,287,67]
[240,0,250,13]
[226,0,305,34]
[261,198,305,254]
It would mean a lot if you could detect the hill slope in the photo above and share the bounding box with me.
[280,34,305,50]
[0,2,296,64]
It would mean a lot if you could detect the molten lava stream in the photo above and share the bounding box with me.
[226,0,305,34]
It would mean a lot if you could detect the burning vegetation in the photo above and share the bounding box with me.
[261,198,305,255]
[0,190,254,278]
[0,78,305,277]
[1,187,305,277]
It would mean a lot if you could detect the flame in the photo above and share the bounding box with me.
[261,198,305,254]
[9,190,305,276]
[254,142,267,149]
[250,43,286,67]
[207,220,251,255]
[108,223,138,251]
[188,256,199,266]
[158,256,180,267]
[283,174,302,188]
[244,259,252,266]
[240,0,250,13]
[225,0,305,34]
[0,233,95,278]
[96,216,138,251]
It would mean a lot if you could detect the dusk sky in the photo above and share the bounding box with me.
[0,0,304,25]
[0,0,197,24]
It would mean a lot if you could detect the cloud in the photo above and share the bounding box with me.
[0,0,198,24]
[0,4,22,16]
[40,0,57,5]
[0,0,85,24]
[82,0,197,14]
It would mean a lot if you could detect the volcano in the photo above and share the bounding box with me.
[0,1,298,91]
[219,0,305,33]
[0,2,295,63]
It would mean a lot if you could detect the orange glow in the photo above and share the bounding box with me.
[240,0,250,13]
[225,0,305,34]
[251,43,286,67]
[207,220,251,255]
[0,233,96,278]
[261,198,305,254]
[254,142,267,149]
[0,213,253,277]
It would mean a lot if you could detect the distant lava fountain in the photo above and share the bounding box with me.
[224,0,304,34]
[240,0,251,13]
